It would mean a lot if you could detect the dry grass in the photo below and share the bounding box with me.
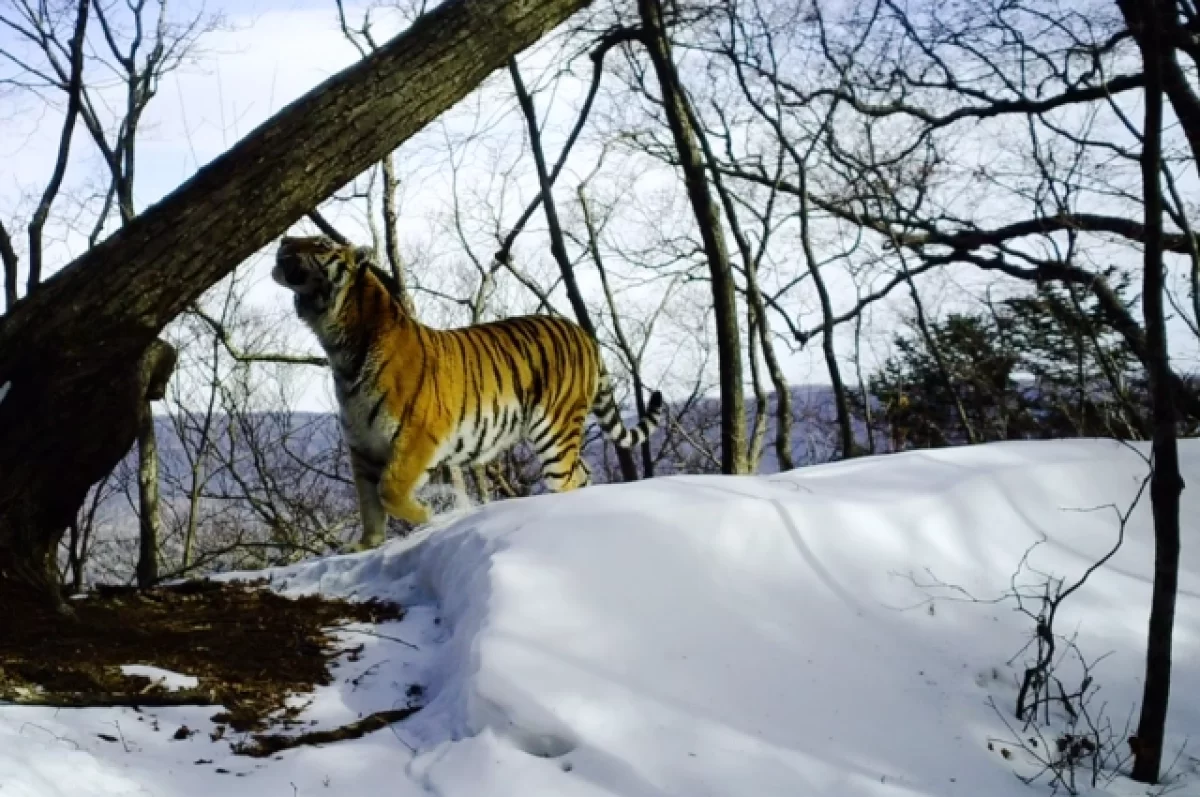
[0,579,405,733]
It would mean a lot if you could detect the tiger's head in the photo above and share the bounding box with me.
[273,235,376,315]
[273,235,362,296]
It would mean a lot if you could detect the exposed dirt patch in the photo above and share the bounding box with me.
[0,579,405,733]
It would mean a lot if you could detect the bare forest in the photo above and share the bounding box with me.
[0,0,1196,784]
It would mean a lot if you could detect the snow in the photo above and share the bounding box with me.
[118,665,199,692]
[3,439,1200,796]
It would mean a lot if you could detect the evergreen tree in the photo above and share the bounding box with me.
[865,275,1149,450]
[1003,272,1147,439]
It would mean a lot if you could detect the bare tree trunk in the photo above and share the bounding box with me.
[65,519,83,594]
[1127,0,1184,782]
[853,308,876,455]
[379,154,415,314]
[100,70,169,595]
[686,95,792,472]
[0,0,592,601]
[1117,0,1200,170]
[637,0,746,474]
[136,341,175,588]
[745,306,769,472]
[759,327,794,471]
[508,57,640,482]
[135,401,161,588]
[114,162,168,594]
[183,457,204,571]
[797,166,855,458]
[0,223,16,312]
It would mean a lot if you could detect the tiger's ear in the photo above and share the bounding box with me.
[352,245,402,297]
[353,246,379,268]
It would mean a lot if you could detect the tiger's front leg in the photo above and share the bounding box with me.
[378,429,438,526]
[349,450,388,550]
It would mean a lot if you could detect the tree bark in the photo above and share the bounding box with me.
[379,154,415,315]
[797,166,856,458]
[637,0,746,474]
[0,222,16,313]
[853,308,876,454]
[688,105,791,471]
[135,341,175,589]
[1126,0,1184,783]
[135,402,161,589]
[1118,0,1200,172]
[0,0,592,600]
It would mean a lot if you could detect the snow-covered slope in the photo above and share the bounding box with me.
[4,439,1199,796]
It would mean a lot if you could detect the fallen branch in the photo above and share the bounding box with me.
[1,689,219,708]
[234,704,423,757]
[336,626,420,650]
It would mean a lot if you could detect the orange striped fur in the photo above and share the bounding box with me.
[273,235,664,547]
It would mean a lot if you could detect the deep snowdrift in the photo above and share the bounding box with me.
[3,439,1199,796]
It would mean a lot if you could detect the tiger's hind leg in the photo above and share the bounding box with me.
[349,449,388,550]
[471,463,491,504]
[378,429,439,526]
[566,457,591,490]
[537,410,589,493]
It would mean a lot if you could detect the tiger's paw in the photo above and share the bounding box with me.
[379,485,432,526]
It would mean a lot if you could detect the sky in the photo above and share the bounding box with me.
[0,0,404,411]
[2,0,1196,417]
[0,0,846,413]
[1,0,363,244]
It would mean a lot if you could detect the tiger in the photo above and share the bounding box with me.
[272,234,665,548]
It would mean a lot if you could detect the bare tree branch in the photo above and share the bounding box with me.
[191,308,328,367]
[26,0,89,292]
[493,26,640,266]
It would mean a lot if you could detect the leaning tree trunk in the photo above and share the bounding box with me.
[0,0,592,602]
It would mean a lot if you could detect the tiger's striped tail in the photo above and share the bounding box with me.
[592,369,665,449]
